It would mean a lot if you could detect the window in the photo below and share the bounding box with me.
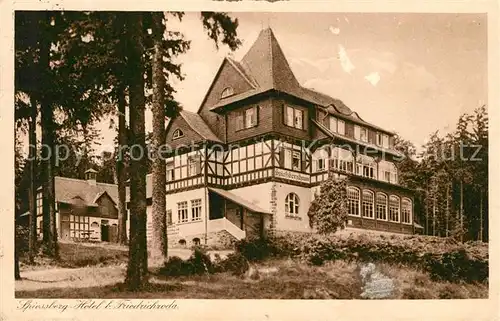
[378,161,397,184]
[177,201,188,223]
[376,193,388,220]
[329,116,337,132]
[285,105,304,130]
[285,193,299,215]
[401,198,412,224]
[382,134,389,148]
[356,154,376,179]
[221,87,234,99]
[292,151,301,171]
[245,106,258,128]
[188,155,201,176]
[376,133,382,146]
[236,106,257,131]
[389,196,400,222]
[193,237,201,246]
[362,190,374,218]
[172,129,184,140]
[68,215,90,239]
[317,159,325,172]
[347,187,360,216]
[191,199,202,221]
[331,147,354,173]
[360,127,368,142]
[337,119,345,135]
[313,148,328,173]
[354,125,361,140]
[166,210,172,226]
[166,161,175,181]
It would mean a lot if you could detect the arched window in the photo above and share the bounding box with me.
[331,147,354,173]
[221,87,234,99]
[91,222,100,228]
[178,239,186,247]
[173,128,184,140]
[285,193,299,215]
[356,154,376,179]
[376,193,388,220]
[401,198,412,224]
[192,237,201,246]
[347,187,360,216]
[362,190,374,218]
[389,195,400,222]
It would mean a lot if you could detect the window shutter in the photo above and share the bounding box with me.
[389,136,395,149]
[368,130,376,144]
[279,147,285,167]
[345,122,354,138]
[236,112,243,131]
[329,158,335,169]
[252,106,258,126]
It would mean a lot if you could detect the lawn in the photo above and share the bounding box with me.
[16,242,488,299]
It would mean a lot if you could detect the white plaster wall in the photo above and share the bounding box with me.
[274,182,313,232]
[164,187,208,240]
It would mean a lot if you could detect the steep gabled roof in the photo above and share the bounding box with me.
[209,27,392,134]
[54,177,118,207]
[180,110,222,143]
[239,28,301,92]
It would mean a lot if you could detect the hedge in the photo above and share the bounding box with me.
[235,232,488,283]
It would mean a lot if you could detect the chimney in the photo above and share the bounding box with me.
[85,168,98,185]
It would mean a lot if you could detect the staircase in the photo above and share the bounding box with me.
[208,217,246,240]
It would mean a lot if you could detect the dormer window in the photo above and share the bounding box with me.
[172,128,184,140]
[221,87,234,99]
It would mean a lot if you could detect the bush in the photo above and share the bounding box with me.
[159,256,193,277]
[252,232,488,283]
[235,238,274,261]
[159,248,214,277]
[214,252,249,276]
[186,247,214,275]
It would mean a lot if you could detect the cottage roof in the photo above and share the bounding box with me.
[53,176,118,207]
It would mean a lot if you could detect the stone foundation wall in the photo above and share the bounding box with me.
[167,230,238,250]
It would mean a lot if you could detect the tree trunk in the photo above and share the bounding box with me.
[460,180,464,242]
[425,192,429,236]
[479,188,483,242]
[150,12,168,262]
[432,197,436,236]
[15,237,21,280]
[28,95,38,263]
[116,85,128,245]
[40,17,58,258]
[445,183,450,237]
[125,12,148,291]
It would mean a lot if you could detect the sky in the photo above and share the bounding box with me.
[37,12,490,156]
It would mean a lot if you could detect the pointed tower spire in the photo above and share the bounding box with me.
[239,28,300,93]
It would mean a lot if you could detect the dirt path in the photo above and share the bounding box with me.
[16,249,233,292]
[16,265,126,292]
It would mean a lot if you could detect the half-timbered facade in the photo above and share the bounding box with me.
[153,27,421,248]
[32,169,128,243]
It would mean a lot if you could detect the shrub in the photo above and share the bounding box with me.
[307,175,348,234]
[214,252,249,276]
[186,247,214,275]
[235,238,274,261]
[160,248,214,277]
[159,256,192,276]
[254,232,488,284]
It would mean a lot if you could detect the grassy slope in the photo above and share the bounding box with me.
[16,253,487,299]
